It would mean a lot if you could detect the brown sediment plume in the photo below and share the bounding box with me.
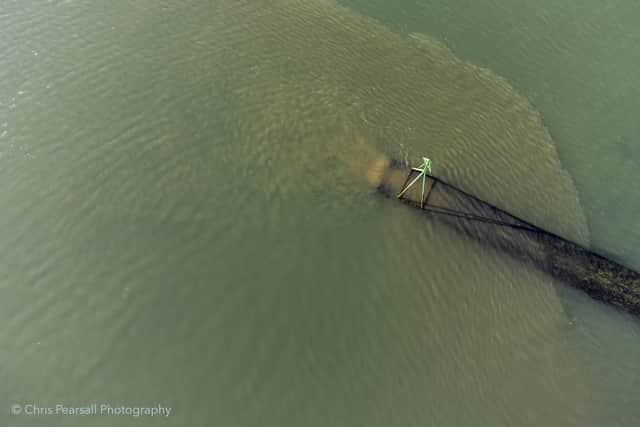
[209,2,598,415]
[333,123,392,188]
[211,0,590,246]
[365,155,392,188]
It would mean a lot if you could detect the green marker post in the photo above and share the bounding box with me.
[397,157,432,208]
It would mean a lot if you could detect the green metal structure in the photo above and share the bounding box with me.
[397,157,432,208]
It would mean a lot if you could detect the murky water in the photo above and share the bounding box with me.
[1,1,639,426]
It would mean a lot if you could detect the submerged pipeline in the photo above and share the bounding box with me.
[372,158,640,318]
